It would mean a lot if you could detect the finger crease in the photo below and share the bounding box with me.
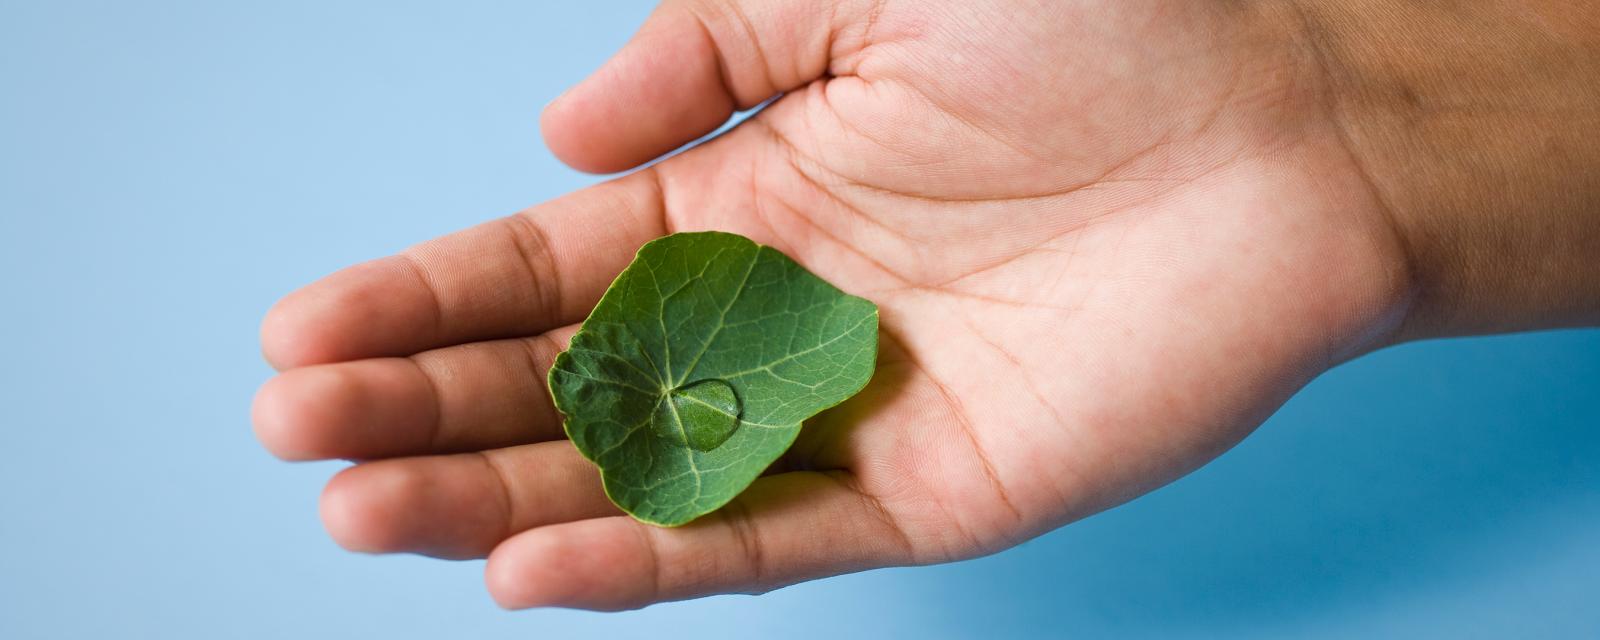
[722,497,766,588]
[824,470,917,565]
[720,1,775,101]
[684,4,746,106]
[644,167,678,235]
[504,214,564,329]
[413,359,451,452]
[475,451,520,541]
[518,335,564,435]
[399,252,447,343]
[633,523,665,604]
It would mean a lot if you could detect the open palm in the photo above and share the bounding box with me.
[255,0,1409,609]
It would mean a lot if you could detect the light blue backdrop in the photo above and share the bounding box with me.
[3,1,1597,638]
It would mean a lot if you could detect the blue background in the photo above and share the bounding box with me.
[3,1,1597,638]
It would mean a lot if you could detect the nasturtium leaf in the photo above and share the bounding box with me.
[547,231,879,526]
[653,378,740,452]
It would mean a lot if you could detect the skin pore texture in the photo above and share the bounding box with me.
[251,0,1600,610]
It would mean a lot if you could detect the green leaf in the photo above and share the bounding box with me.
[547,231,879,526]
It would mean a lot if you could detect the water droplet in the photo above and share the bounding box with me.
[651,379,741,452]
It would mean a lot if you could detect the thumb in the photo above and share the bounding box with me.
[541,0,878,174]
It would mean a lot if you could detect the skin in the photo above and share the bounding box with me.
[252,0,1600,610]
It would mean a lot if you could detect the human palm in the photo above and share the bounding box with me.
[256,0,1407,609]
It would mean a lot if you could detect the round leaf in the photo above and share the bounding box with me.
[547,232,879,526]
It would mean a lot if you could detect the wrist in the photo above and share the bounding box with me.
[1291,1,1600,341]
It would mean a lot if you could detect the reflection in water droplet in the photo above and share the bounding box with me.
[650,378,742,452]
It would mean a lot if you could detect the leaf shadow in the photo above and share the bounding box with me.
[778,325,919,474]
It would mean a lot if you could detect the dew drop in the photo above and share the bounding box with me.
[650,378,742,452]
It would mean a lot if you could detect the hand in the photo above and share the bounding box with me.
[252,0,1600,610]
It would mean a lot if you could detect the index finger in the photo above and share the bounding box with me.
[261,169,666,369]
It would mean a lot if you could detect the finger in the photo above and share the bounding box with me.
[261,170,665,370]
[253,325,579,461]
[319,441,619,560]
[484,471,917,610]
[541,0,882,173]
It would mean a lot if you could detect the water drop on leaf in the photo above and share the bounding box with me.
[652,379,741,452]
